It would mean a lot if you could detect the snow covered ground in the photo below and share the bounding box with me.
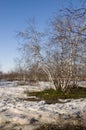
[0,81,86,130]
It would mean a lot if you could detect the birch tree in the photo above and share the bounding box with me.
[17,20,44,82]
[48,3,86,91]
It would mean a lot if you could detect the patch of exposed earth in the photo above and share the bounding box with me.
[0,81,86,130]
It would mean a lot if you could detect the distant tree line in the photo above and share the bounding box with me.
[0,70,48,82]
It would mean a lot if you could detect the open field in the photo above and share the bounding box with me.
[0,81,86,130]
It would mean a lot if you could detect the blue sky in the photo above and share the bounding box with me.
[0,0,80,72]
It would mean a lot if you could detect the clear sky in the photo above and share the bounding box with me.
[0,0,80,73]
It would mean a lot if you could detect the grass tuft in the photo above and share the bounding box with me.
[25,87,86,104]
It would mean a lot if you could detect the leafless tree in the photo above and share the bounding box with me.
[16,19,44,82]
[47,2,86,91]
[16,1,86,91]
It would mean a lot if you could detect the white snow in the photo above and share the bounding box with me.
[0,81,86,130]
